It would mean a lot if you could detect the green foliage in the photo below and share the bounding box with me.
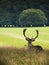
[0,0,49,26]
[19,9,47,26]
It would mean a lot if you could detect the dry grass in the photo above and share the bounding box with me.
[0,47,49,65]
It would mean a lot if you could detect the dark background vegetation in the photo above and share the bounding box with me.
[0,0,49,27]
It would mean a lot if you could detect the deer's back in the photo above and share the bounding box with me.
[30,45,43,51]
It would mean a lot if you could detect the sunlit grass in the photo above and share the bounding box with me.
[0,27,49,49]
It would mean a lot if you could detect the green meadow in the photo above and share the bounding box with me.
[0,27,49,49]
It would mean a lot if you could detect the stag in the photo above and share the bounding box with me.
[23,29,43,51]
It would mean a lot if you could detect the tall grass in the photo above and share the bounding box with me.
[0,47,49,65]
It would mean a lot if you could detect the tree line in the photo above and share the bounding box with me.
[0,0,49,27]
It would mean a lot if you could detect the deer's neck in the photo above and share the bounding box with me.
[28,42,33,48]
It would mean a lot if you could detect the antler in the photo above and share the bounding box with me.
[23,29,39,41]
[23,29,27,38]
[23,29,30,41]
[34,30,39,39]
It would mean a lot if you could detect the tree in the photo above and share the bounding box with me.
[18,9,47,27]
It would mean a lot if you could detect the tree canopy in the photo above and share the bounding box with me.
[0,0,49,27]
[19,9,47,26]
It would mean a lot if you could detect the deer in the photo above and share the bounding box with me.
[23,29,43,51]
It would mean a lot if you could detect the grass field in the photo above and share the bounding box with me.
[0,47,49,65]
[0,27,49,65]
[0,27,49,49]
